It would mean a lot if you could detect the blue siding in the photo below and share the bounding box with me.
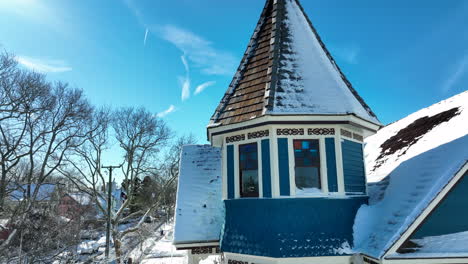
[325,138,338,192]
[411,171,468,239]
[261,139,272,198]
[277,138,290,196]
[342,140,366,193]
[227,145,235,199]
[222,197,368,257]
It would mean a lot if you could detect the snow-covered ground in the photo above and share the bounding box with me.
[130,222,220,264]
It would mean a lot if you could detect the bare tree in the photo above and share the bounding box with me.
[61,107,111,212]
[0,56,94,259]
[110,107,170,262]
[157,134,196,217]
[0,52,51,209]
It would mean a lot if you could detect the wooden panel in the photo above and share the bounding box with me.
[325,138,338,192]
[342,140,366,193]
[227,145,235,199]
[278,138,290,196]
[215,0,275,125]
[262,139,272,198]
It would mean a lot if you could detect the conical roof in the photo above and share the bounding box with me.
[210,0,380,127]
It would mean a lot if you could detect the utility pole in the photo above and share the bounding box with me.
[102,164,122,261]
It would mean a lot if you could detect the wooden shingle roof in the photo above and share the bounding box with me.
[210,0,380,127]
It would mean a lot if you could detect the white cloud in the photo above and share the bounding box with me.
[144,28,149,46]
[159,24,237,76]
[179,55,191,101]
[16,56,72,73]
[195,81,216,95]
[0,0,67,33]
[180,76,190,101]
[157,105,176,118]
[442,52,468,92]
[181,55,189,73]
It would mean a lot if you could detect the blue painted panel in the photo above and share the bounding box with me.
[261,139,272,198]
[325,138,338,192]
[277,138,290,196]
[411,171,468,239]
[341,140,366,193]
[227,145,235,199]
[221,197,368,258]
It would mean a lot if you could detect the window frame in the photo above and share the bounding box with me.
[286,136,329,196]
[238,142,260,198]
[292,139,322,191]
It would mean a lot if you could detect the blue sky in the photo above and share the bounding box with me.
[1,0,467,143]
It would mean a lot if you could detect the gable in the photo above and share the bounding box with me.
[396,170,468,256]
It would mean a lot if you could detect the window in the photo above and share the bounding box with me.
[293,139,321,194]
[239,143,259,197]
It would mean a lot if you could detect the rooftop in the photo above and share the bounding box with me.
[173,145,223,245]
[210,0,380,127]
[354,91,468,258]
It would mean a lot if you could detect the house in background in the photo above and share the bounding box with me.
[8,183,62,210]
[57,193,96,220]
[58,182,124,221]
[173,0,468,263]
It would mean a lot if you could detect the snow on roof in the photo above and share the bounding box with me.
[9,184,56,202]
[173,145,223,245]
[366,91,468,184]
[388,231,468,258]
[353,91,468,258]
[269,0,380,125]
[68,193,92,205]
[210,0,380,127]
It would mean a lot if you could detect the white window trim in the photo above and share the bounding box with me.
[287,137,329,197]
[222,143,228,200]
[335,133,345,193]
[233,139,263,199]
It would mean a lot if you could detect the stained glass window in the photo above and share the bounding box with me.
[293,139,321,191]
[239,143,259,197]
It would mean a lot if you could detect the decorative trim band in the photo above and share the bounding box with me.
[276,128,304,136]
[353,133,364,142]
[247,129,269,139]
[191,246,220,255]
[226,134,245,143]
[308,128,335,135]
[341,129,352,138]
[341,129,363,142]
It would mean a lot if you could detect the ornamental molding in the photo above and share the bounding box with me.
[340,129,352,138]
[247,130,269,139]
[191,246,220,255]
[276,128,304,136]
[353,133,364,142]
[308,128,335,135]
[341,129,363,142]
[226,129,270,143]
[225,134,245,143]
